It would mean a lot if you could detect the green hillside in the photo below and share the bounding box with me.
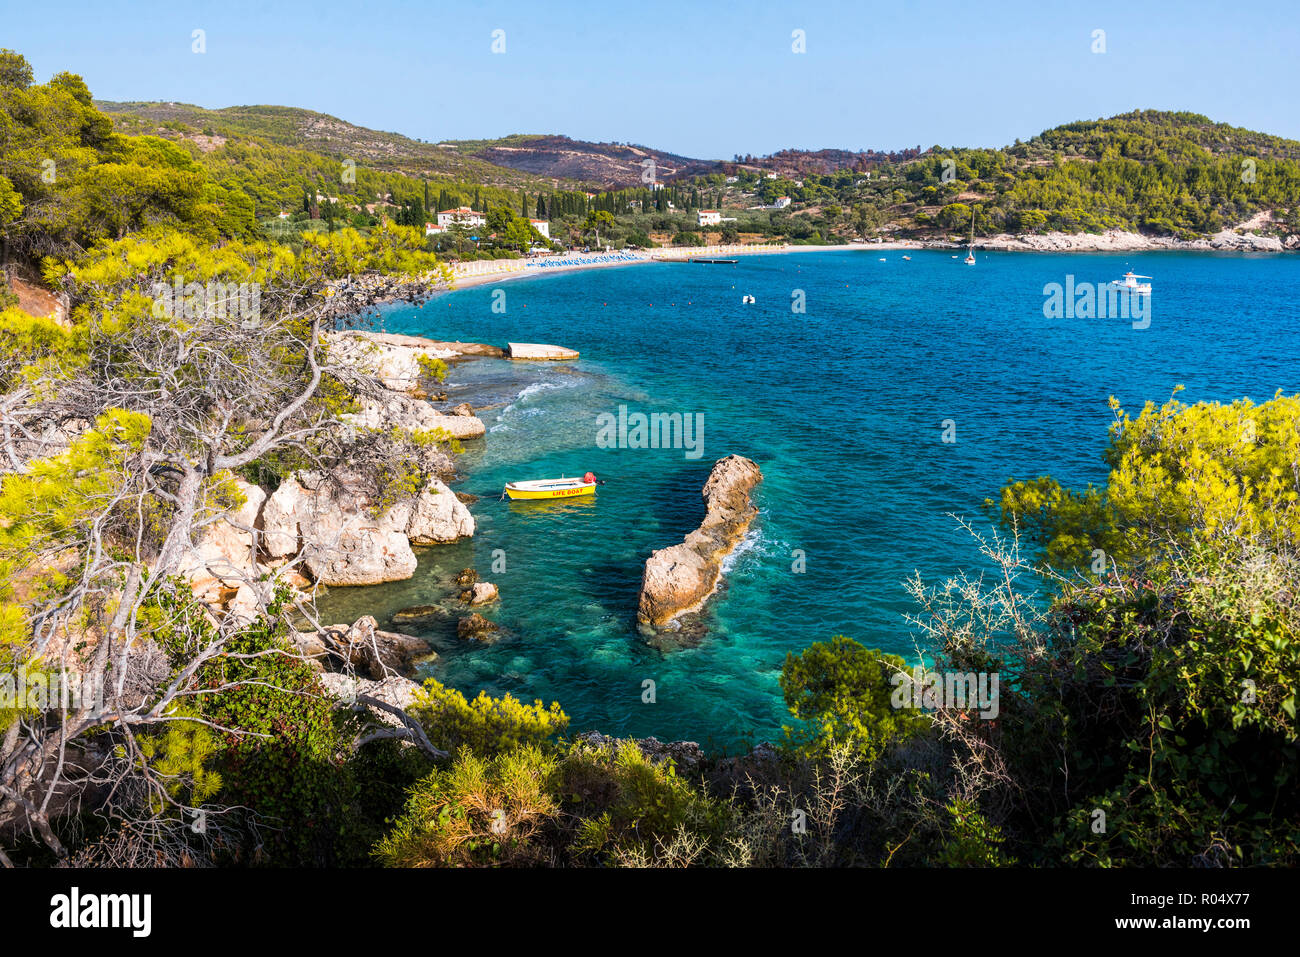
[734,110,1300,242]
[98,100,577,189]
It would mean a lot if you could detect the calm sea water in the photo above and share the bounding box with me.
[317,249,1300,750]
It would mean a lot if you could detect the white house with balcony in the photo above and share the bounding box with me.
[773,196,792,209]
[697,209,723,227]
[436,206,487,229]
[529,218,550,239]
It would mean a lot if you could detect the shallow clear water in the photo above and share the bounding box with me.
[316,249,1300,750]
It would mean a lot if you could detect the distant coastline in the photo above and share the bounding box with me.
[442,228,1296,291]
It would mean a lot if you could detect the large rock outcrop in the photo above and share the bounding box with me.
[257,472,474,587]
[169,329,482,608]
[343,390,487,440]
[291,473,419,586]
[406,480,476,544]
[327,330,505,390]
[180,479,267,602]
[637,455,762,630]
[327,330,458,392]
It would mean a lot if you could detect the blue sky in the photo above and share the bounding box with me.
[7,0,1298,158]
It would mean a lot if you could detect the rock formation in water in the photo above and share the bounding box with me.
[637,454,762,631]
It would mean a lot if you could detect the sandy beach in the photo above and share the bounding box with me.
[446,241,934,290]
[443,225,1297,292]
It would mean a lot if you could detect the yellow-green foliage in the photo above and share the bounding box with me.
[0,307,84,393]
[364,427,461,514]
[408,679,569,756]
[936,797,1017,867]
[302,223,451,281]
[996,389,1300,570]
[0,409,151,566]
[0,52,257,256]
[129,706,224,814]
[51,224,446,322]
[415,353,448,384]
[563,741,731,864]
[0,410,151,725]
[0,632,42,733]
[374,745,559,867]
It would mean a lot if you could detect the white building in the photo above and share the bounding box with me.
[773,196,792,209]
[436,206,487,229]
[697,209,723,226]
[529,218,550,239]
[424,222,446,235]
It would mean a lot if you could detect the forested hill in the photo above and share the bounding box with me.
[97,100,576,189]
[889,109,1300,238]
[1019,110,1300,164]
[96,98,1300,241]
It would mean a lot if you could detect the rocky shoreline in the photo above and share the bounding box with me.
[971,226,1300,253]
[186,321,773,761]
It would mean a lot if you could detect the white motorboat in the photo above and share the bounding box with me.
[1110,271,1152,294]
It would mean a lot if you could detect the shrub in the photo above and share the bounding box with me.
[779,635,930,759]
[1024,543,1300,865]
[374,745,560,867]
[995,389,1300,572]
[561,740,731,866]
[408,679,569,757]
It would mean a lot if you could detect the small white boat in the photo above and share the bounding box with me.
[964,208,976,264]
[741,294,755,303]
[1110,271,1152,294]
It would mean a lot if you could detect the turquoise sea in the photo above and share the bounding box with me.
[317,249,1300,751]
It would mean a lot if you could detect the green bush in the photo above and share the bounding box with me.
[375,746,560,867]
[1019,544,1300,865]
[779,635,930,759]
[562,740,731,866]
[408,679,569,757]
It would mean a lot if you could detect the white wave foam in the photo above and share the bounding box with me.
[721,527,764,574]
[516,380,563,401]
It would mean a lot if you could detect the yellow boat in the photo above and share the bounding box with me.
[503,473,601,501]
